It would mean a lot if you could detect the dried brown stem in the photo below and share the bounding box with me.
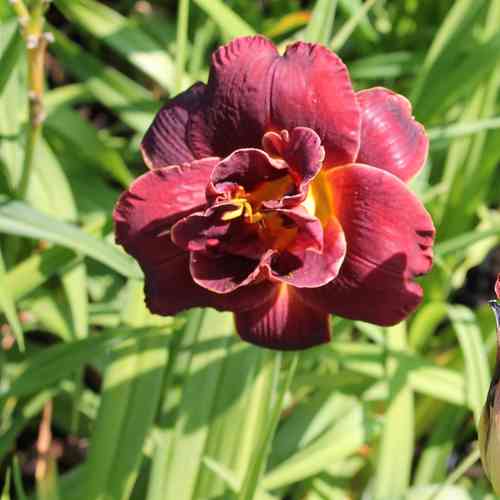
[10,0,51,199]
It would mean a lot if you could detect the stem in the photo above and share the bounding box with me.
[10,0,50,199]
[175,0,190,93]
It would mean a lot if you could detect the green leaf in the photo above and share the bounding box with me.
[193,0,255,41]
[50,27,156,132]
[54,0,177,91]
[239,352,297,500]
[45,106,133,187]
[330,0,378,52]
[0,247,24,350]
[1,327,158,403]
[156,309,236,500]
[338,0,379,42]
[79,329,169,500]
[373,323,414,500]
[1,467,11,500]
[411,0,488,106]
[303,0,337,45]
[0,200,142,279]
[0,25,22,96]
[435,228,500,258]
[449,305,490,424]
[414,30,500,122]
[263,394,377,490]
[5,247,79,301]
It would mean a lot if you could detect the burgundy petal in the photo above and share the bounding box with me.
[270,42,360,167]
[114,157,218,268]
[145,254,215,315]
[300,164,435,325]
[188,36,279,157]
[189,250,267,294]
[188,36,360,166]
[146,254,279,316]
[261,127,324,207]
[171,203,237,252]
[141,82,207,168]
[235,284,330,350]
[356,87,428,182]
[273,215,346,288]
[209,147,288,200]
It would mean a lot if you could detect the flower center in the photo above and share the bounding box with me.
[219,172,299,250]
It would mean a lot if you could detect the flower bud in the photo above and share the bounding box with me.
[479,274,500,492]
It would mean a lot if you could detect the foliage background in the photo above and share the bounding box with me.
[0,0,500,499]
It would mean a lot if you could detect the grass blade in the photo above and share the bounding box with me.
[303,0,337,45]
[193,0,255,40]
[0,200,142,279]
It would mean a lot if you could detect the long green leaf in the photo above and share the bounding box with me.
[303,0,337,45]
[54,0,177,91]
[80,329,168,500]
[0,200,142,279]
[373,323,414,500]
[0,247,24,350]
[449,305,490,424]
[193,0,255,40]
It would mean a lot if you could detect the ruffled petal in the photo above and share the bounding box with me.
[209,147,288,201]
[355,87,428,182]
[114,157,218,268]
[189,250,266,294]
[141,82,207,168]
[235,284,330,350]
[171,203,237,252]
[146,253,278,316]
[188,37,360,166]
[274,215,346,288]
[270,42,360,167]
[188,36,279,157]
[261,127,324,207]
[300,164,435,325]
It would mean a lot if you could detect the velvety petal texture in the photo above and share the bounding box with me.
[300,164,435,325]
[188,36,360,166]
[356,88,428,182]
[114,158,218,314]
[114,158,218,265]
[236,284,331,350]
[141,83,207,168]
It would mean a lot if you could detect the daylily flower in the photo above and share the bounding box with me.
[114,36,435,350]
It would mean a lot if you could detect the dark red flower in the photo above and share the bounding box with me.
[114,36,435,350]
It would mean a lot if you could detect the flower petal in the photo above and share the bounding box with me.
[272,215,346,288]
[146,253,278,316]
[141,82,207,168]
[300,164,435,325]
[145,254,215,315]
[235,284,330,350]
[270,42,360,167]
[171,203,237,252]
[209,147,288,201]
[190,250,266,294]
[188,37,360,166]
[355,87,428,182]
[261,127,324,207]
[114,157,218,268]
[188,36,279,157]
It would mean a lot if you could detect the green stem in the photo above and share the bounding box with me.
[175,0,190,93]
